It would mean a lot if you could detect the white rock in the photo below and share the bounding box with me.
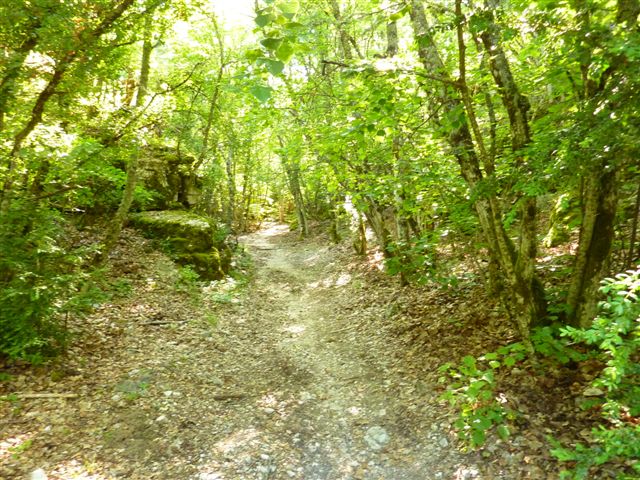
[583,387,605,397]
[156,415,168,423]
[30,469,48,480]
[364,426,390,451]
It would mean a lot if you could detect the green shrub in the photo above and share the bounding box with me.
[438,343,527,449]
[0,202,97,363]
[550,267,640,479]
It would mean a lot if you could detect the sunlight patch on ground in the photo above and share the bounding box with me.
[284,324,306,334]
[307,272,352,288]
[27,460,111,480]
[0,432,34,460]
[214,428,260,455]
[369,251,385,271]
[260,223,290,238]
[454,465,481,479]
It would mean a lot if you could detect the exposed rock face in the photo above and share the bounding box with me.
[128,210,231,279]
[138,147,201,210]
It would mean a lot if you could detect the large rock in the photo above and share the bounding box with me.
[138,146,201,210]
[128,210,231,279]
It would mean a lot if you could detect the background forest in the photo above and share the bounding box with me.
[1,0,639,478]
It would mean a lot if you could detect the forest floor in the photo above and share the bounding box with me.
[1,223,596,479]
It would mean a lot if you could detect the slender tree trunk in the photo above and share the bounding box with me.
[564,0,636,327]
[363,199,393,258]
[286,161,308,237]
[567,169,620,326]
[627,182,640,268]
[98,5,153,263]
[386,20,398,57]
[225,145,236,230]
[409,0,545,346]
[279,137,308,237]
[97,151,139,265]
[135,15,153,108]
[479,0,546,325]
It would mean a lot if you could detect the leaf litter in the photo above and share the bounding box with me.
[0,224,603,479]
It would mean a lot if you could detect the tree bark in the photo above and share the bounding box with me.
[135,14,153,108]
[567,168,620,326]
[225,145,236,230]
[0,23,39,131]
[97,151,139,265]
[565,0,636,326]
[279,138,308,237]
[386,20,399,57]
[627,182,640,268]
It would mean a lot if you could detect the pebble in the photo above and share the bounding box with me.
[30,469,47,480]
[364,426,390,451]
[210,377,224,387]
[263,407,275,414]
[156,415,168,423]
[439,437,449,448]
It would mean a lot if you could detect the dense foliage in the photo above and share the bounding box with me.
[1,0,639,475]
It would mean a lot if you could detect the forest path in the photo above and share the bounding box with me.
[185,224,476,480]
[1,224,481,480]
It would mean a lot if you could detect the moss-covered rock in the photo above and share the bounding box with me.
[175,251,225,279]
[128,210,230,279]
[138,146,202,210]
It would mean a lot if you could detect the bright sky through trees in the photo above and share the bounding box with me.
[213,0,256,27]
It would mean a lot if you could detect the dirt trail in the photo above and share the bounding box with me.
[1,224,483,480]
[191,224,479,480]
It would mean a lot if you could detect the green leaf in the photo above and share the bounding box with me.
[250,84,273,103]
[261,37,283,51]
[255,13,274,28]
[276,40,295,62]
[245,49,263,61]
[471,428,486,447]
[265,59,285,75]
[277,0,299,20]
[497,424,510,440]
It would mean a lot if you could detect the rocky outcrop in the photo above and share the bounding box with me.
[138,147,201,210]
[128,210,231,279]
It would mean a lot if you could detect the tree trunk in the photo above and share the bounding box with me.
[386,20,398,57]
[627,182,640,268]
[363,199,393,258]
[97,151,139,265]
[567,168,619,326]
[135,14,153,108]
[225,145,236,231]
[279,136,308,237]
[409,0,544,345]
[564,0,635,327]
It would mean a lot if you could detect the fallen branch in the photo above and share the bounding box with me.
[212,392,246,401]
[14,393,78,399]
[141,320,187,326]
